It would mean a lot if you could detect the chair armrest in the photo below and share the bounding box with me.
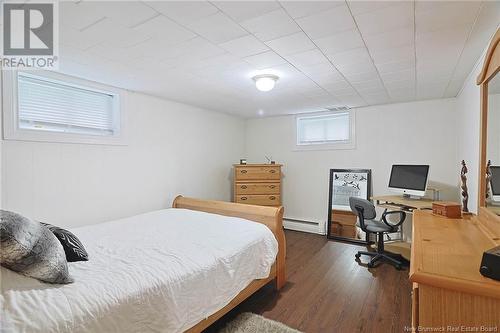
[381,210,407,229]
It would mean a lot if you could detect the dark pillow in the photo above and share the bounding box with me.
[41,223,88,262]
[0,210,73,284]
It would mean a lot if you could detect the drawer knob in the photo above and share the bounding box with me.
[241,197,247,201]
[269,169,276,173]
[269,196,276,200]
[240,170,248,174]
[269,185,276,189]
[241,185,247,189]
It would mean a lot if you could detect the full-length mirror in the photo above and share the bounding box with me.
[487,74,500,215]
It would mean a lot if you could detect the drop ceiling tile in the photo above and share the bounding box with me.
[131,15,196,44]
[218,35,269,57]
[336,61,377,76]
[265,32,316,56]
[384,79,414,90]
[243,51,287,69]
[60,26,100,50]
[184,12,248,44]
[314,29,365,55]
[295,4,356,39]
[299,63,340,78]
[327,47,371,66]
[322,80,353,92]
[371,44,414,64]
[284,49,329,68]
[83,2,158,28]
[213,1,281,22]
[380,69,415,83]
[352,79,385,91]
[240,9,300,42]
[143,1,219,25]
[416,1,481,34]
[280,1,345,19]
[343,70,379,83]
[354,1,413,36]
[127,37,225,62]
[60,1,106,30]
[376,59,415,74]
[347,1,401,16]
[364,27,414,51]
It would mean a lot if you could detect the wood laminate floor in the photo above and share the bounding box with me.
[207,230,412,333]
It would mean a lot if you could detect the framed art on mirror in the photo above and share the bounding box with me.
[327,169,372,244]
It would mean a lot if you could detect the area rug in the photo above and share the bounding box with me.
[218,313,302,333]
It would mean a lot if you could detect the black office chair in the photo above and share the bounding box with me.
[349,197,407,270]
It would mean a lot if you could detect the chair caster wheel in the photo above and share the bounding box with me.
[355,253,361,259]
[367,262,375,268]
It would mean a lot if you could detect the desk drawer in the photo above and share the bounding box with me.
[235,182,280,195]
[236,194,280,206]
[235,166,281,180]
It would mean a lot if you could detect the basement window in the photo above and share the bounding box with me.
[295,110,355,150]
[2,71,125,145]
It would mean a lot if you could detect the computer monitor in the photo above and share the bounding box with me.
[490,166,500,202]
[388,164,430,198]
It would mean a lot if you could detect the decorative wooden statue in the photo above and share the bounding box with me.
[461,160,469,212]
[486,160,492,200]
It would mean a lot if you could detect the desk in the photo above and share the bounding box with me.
[372,195,434,212]
[371,195,435,259]
[410,210,500,328]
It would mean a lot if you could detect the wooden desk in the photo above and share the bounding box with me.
[410,210,500,328]
[372,195,434,212]
[371,195,435,259]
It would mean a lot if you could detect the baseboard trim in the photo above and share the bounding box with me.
[283,218,325,235]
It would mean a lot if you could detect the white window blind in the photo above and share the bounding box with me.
[17,73,118,136]
[297,112,351,145]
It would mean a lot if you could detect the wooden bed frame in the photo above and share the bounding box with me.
[172,196,286,333]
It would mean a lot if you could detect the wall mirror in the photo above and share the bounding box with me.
[478,28,500,223]
[486,73,500,215]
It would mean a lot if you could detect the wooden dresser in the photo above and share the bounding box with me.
[410,210,500,329]
[233,164,282,207]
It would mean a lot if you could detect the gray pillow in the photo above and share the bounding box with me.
[0,210,73,284]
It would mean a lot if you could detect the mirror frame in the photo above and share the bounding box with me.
[477,28,500,224]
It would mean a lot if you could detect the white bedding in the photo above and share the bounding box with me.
[0,208,278,333]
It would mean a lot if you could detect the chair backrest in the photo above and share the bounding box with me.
[349,197,376,231]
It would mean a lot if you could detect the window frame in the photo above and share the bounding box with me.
[2,70,127,145]
[294,110,356,151]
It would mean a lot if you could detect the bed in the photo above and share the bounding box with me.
[0,196,286,333]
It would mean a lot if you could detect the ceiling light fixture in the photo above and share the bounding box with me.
[253,74,279,92]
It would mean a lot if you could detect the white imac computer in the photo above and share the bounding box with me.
[490,166,500,202]
[388,164,430,199]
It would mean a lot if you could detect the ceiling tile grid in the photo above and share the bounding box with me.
[55,0,500,118]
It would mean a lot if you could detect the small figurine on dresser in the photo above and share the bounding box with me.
[461,160,469,212]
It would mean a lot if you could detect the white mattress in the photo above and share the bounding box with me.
[0,208,278,333]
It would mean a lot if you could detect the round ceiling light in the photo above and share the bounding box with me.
[253,74,279,92]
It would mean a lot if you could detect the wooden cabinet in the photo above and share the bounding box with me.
[234,164,282,207]
[410,211,500,329]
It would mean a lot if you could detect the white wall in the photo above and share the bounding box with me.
[245,99,459,230]
[455,52,486,213]
[1,85,245,228]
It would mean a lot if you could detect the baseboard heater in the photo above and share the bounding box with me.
[283,217,325,235]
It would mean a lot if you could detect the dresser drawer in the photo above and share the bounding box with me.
[234,166,281,180]
[235,182,280,194]
[235,194,281,206]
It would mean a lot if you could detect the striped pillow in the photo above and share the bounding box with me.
[41,223,88,262]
